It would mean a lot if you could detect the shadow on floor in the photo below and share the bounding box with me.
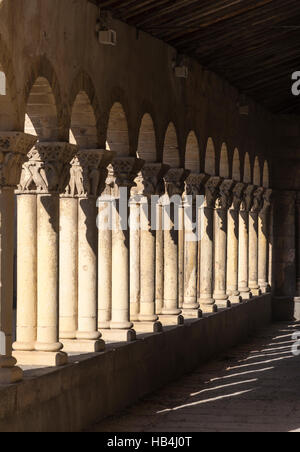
[87,321,300,433]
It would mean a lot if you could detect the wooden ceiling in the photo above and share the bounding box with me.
[91,0,300,114]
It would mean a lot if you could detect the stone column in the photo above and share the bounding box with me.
[100,157,144,342]
[155,200,164,315]
[226,183,245,303]
[295,193,300,298]
[13,142,76,366]
[213,180,234,308]
[132,163,168,333]
[238,185,255,300]
[182,173,208,318]
[249,187,264,296]
[198,177,221,313]
[258,189,273,293]
[129,196,141,322]
[0,132,36,384]
[160,168,188,325]
[60,150,112,353]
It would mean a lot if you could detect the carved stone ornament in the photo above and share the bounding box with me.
[18,142,77,194]
[164,168,190,198]
[240,185,256,212]
[215,179,235,210]
[251,187,265,213]
[0,132,37,188]
[132,163,170,198]
[103,156,145,198]
[231,182,246,211]
[260,188,273,214]
[204,176,222,208]
[62,149,113,198]
[184,173,210,199]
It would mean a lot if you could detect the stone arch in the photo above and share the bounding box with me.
[243,152,251,183]
[0,33,19,129]
[185,131,200,172]
[263,161,270,188]
[70,91,98,149]
[232,148,241,181]
[25,77,59,141]
[205,137,216,175]
[219,143,229,178]
[253,157,261,186]
[24,56,64,140]
[137,113,157,162]
[106,102,130,156]
[163,122,180,168]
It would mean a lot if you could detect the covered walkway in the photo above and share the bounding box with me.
[89,321,300,433]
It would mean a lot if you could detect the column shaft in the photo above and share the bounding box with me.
[14,194,37,350]
[129,200,140,321]
[98,200,112,329]
[155,203,164,315]
[59,197,78,339]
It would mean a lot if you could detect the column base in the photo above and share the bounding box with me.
[98,321,111,330]
[158,314,184,326]
[0,355,23,384]
[240,291,253,300]
[260,286,271,294]
[110,321,134,330]
[61,339,105,353]
[162,308,182,316]
[133,321,163,334]
[250,288,262,297]
[200,304,218,314]
[100,329,136,343]
[12,351,68,367]
[216,300,231,309]
[138,313,159,322]
[182,309,203,319]
[229,295,243,304]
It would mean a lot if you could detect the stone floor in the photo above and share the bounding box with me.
[88,321,300,433]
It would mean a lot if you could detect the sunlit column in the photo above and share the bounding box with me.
[249,187,264,296]
[13,142,76,367]
[0,132,36,384]
[198,177,221,312]
[60,150,111,353]
[161,168,188,324]
[182,174,207,317]
[213,180,234,308]
[258,189,273,294]
[129,196,141,322]
[238,185,255,300]
[100,157,144,342]
[226,183,245,303]
[131,163,168,333]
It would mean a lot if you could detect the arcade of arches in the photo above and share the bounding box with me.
[0,0,299,432]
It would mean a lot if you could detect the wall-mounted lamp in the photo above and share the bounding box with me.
[96,10,117,46]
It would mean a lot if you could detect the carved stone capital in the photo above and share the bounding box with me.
[62,149,114,199]
[104,156,145,198]
[251,187,265,213]
[164,168,190,198]
[132,163,170,198]
[260,188,273,214]
[215,179,235,210]
[240,185,256,212]
[18,142,77,194]
[231,182,246,211]
[184,173,210,199]
[0,132,37,188]
[204,176,222,208]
